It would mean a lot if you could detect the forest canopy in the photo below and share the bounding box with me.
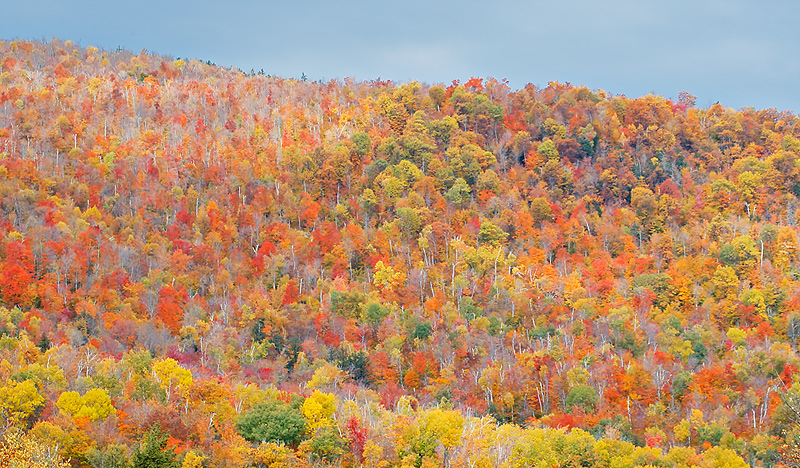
[1,38,800,467]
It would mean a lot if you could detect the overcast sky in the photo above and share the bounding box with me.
[3,0,798,112]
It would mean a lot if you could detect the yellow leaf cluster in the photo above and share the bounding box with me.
[302,390,336,432]
[0,428,70,468]
[56,387,116,422]
[0,379,44,426]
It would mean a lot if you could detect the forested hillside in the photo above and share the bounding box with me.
[2,38,800,467]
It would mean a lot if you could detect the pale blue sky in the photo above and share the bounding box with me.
[3,0,798,112]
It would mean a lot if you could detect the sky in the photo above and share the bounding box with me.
[3,0,799,112]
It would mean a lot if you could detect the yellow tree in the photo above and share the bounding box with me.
[699,446,749,468]
[374,260,406,299]
[152,357,193,401]
[181,451,207,468]
[56,388,116,423]
[302,390,337,432]
[774,226,799,272]
[509,427,560,468]
[419,407,465,468]
[450,416,496,468]
[0,379,44,428]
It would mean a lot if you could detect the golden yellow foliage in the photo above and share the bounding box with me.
[0,428,70,468]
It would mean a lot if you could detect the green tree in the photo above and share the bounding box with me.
[360,300,389,326]
[131,425,177,468]
[565,385,597,413]
[478,222,508,246]
[530,197,553,225]
[538,139,560,161]
[330,290,365,319]
[84,444,130,468]
[445,178,470,205]
[351,131,371,158]
[308,426,346,463]
[236,400,307,446]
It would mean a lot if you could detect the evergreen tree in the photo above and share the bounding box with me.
[131,425,177,468]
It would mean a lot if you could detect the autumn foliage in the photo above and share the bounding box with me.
[2,38,800,467]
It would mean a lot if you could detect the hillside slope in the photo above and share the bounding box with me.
[1,38,799,467]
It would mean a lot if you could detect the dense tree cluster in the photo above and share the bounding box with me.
[2,38,800,466]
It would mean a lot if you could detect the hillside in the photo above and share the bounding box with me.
[1,38,799,467]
